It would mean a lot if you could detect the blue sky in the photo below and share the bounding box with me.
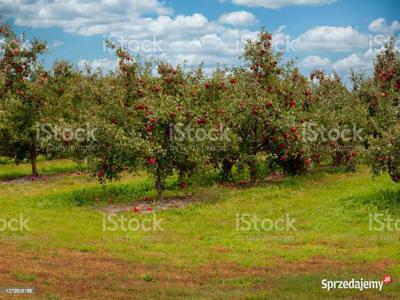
[1,0,399,79]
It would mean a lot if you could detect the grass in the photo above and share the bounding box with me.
[0,157,85,180]
[12,272,37,282]
[0,160,400,299]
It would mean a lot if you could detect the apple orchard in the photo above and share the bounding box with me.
[0,23,399,201]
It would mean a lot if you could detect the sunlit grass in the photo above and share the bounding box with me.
[0,158,85,180]
[1,162,400,298]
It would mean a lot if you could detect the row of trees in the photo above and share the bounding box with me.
[0,23,399,200]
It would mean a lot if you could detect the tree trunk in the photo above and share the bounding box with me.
[248,159,257,182]
[221,158,233,182]
[30,149,38,177]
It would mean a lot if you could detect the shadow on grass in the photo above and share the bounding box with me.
[30,163,359,209]
[72,166,352,207]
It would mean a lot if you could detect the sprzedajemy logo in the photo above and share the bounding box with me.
[321,274,392,292]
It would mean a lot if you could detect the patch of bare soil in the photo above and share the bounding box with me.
[0,243,395,300]
[98,196,196,214]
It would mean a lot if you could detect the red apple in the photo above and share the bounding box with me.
[152,85,161,93]
[134,103,146,110]
[146,124,155,132]
[147,157,156,165]
[97,170,105,178]
[197,117,206,125]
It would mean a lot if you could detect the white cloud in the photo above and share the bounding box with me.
[4,0,382,77]
[78,58,118,72]
[293,26,368,52]
[218,11,257,26]
[331,50,376,72]
[0,0,172,34]
[300,55,331,68]
[332,54,364,71]
[392,21,400,32]
[228,0,336,9]
[368,18,387,33]
[1,0,261,70]
[368,18,400,34]
[51,40,64,48]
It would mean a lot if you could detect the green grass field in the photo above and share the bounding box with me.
[0,157,84,180]
[1,160,400,299]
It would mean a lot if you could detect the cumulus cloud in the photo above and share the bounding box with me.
[228,0,336,9]
[300,55,331,68]
[368,18,387,33]
[218,11,257,26]
[293,26,368,52]
[368,18,400,33]
[3,0,382,76]
[332,54,365,71]
[1,0,261,70]
[0,0,172,34]
[78,58,118,72]
[331,49,376,72]
[100,17,260,68]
